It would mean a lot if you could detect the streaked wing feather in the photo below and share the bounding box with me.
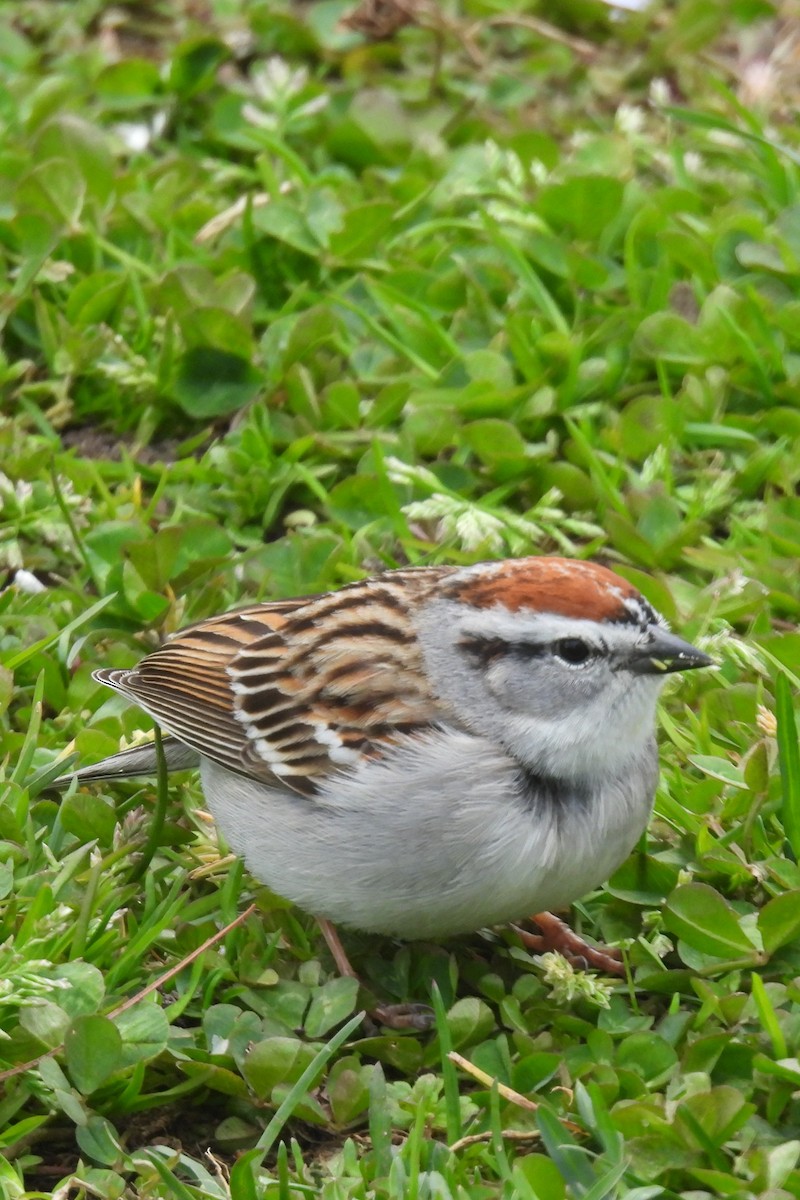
[93,575,450,794]
[228,578,447,785]
[95,601,312,788]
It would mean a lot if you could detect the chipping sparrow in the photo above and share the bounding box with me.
[63,557,710,971]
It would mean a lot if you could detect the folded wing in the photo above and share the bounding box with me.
[95,575,448,796]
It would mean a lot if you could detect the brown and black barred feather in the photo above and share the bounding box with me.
[94,572,452,797]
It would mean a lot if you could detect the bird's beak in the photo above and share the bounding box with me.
[626,628,714,675]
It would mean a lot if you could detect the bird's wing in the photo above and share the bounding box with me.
[94,576,449,796]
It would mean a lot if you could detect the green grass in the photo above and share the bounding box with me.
[2,0,800,1195]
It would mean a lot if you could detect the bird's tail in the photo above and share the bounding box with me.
[53,737,199,787]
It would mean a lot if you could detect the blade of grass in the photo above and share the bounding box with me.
[535,1105,595,1193]
[70,848,104,958]
[129,724,170,883]
[229,1148,263,1200]
[563,419,629,517]
[404,1086,426,1200]
[333,292,441,378]
[480,212,569,334]
[776,673,800,862]
[488,1083,520,1192]
[368,1063,393,1179]
[2,592,116,671]
[50,461,98,587]
[254,1011,364,1157]
[276,1141,291,1200]
[677,1105,729,1173]
[751,971,788,1060]
[144,1152,197,1200]
[580,1159,630,1200]
[431,981,462,1145]
[9,672,45,789]
[364,278,462,360]
[663,104,800,169]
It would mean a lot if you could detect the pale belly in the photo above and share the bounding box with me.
[200,731,657,939]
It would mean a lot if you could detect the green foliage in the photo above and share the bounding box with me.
[2,0,800,1195]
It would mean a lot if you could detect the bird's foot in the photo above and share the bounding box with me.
[514,911,625,976]
[316,916,433,1031]
[368,1001,435,1032]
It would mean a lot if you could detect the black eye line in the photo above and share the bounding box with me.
[460,634,607,668]
[459,635,547,665]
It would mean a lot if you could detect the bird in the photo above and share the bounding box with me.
[60,556,711,1022]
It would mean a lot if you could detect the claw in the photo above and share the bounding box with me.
[514,912,625,977]
[370,1002,435,1032]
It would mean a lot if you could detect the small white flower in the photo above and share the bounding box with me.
[252,57,308,102]
[483,139,503,174]
[384,457,441,492]
[706,628,767,674]
[639,445,669,486]
[14,569,46,594]
[242,102,277,131]
[505,149,525,190]
[529,159,548,185]
[757,705,777,738]
[537,951,613,1008]
[649,77,671,107]
[616,103,645,135]
[113,111,167,153]
[486,200,546,230]
[403,497,451,522]
[707,129,744,150]
[648,933,673,959]
[741,61,775,105]
[416,131,446,159]
[683,151,703,176]
[284,509,317,529]
[455,508,506,553]
[114,122,155,153]
[716,569,749,599]
[295,94,329,119]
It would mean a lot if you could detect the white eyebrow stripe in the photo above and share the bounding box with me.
[453,608,661,653]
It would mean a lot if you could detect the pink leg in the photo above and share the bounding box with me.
[316,916,434,1031]
[514,911,625,976]
[317,917,358,978]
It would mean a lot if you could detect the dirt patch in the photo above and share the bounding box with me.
[61,427,208,466]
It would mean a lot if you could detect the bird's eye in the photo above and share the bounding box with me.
[554,638,592,666]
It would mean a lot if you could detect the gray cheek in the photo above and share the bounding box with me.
[485,658,606,718]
